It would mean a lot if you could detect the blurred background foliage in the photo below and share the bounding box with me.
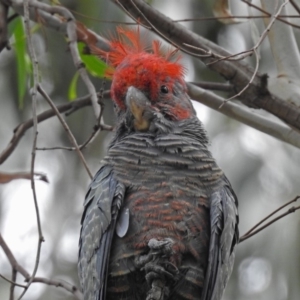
[0,0,299,299]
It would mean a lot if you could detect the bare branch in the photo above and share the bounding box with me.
[0,96,93,164]
[188,81,234,92]
[242,196,300,238]
[290,0,300,15]
[0,2,9,52]
[239,199,300,243]
[19,1,44,298]
[36,124,100,152]
[242,0,300,29]
[63,9,101,120]
[220,49,260,105]
[10,268,18,300]
[37,85,93,179]
[0,172,49,184]
[0,234,83,299]
[175,14,300,24]
[207,1,289,66]
[30,277,83,299]
[261,0,300,79]
[188,83,300,149]
[0,273,26,289]
[0,233,30,278]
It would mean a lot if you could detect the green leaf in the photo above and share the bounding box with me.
[68,72,80,101]
[14,18,27,108]
[78,42,107,78]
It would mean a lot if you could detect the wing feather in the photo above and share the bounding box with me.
[78,166,126,300]
[201,180,239,300]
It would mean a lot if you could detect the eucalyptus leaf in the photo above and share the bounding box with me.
[68,72,80,101]
[13,18,27,108]
[78,42,107,78]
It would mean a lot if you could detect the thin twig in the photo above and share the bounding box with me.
[0,233,83,299]
[19,1,44,299]
[0,233,30,278]
[242,196,300,237]
[0,172,49,184]
[207,0,289,66]
[0,2,9,52]
[66,15,101,120]
[239,205,300,243]
[29,277,82,299]
[64,90,110,116]
[174,14,300,22]
[126,0,225,60]
[10,268,17,300]
[188,81,234,92]
[182,43,223,58]
[242,0,300,29]
[0,96,92,164]
[202,1,288,104]
[36,124,100,151]
[239,196,300,242]
[0,95,112,164]
[220,49,260,106]
[0,274,26,289]
[56,1,300,29]
[7,13,19,23]
[117,0,151,29]
[290,0,300,15]
[37,85,93,179]
[67,7,137,24]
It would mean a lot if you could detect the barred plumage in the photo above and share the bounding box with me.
[78,27,239,300]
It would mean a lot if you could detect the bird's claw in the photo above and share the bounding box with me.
[148,238,174,255]
[145,263,176,282]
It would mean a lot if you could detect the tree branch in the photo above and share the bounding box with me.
[37,85,93,179]
[20,2,44,298]
[188,83,300,149]
[0,172,49,184]
[0,233,83,300]
[239,195,300,243]
[0,1,9,52]
[0,95,114,165]
[188,81,234,92]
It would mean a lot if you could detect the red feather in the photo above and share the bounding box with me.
[93,27,185,77]
[91,27,189,115]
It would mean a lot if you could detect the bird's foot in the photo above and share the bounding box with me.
[148,238,174,255]
[135,238,179,300]
[146,278,169,300]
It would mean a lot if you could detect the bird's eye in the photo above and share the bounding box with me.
[160,85,169,94]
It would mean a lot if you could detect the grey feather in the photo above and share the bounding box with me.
[201,182,239,300]
[78,166,126,300]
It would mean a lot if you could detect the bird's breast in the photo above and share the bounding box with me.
[104,133,223,299]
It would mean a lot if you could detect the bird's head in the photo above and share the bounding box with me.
[94,27,195,132]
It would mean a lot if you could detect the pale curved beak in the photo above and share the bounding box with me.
[125,86,152,131]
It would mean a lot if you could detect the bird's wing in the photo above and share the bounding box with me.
[78,166,126,300]
[201,179,239,300]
